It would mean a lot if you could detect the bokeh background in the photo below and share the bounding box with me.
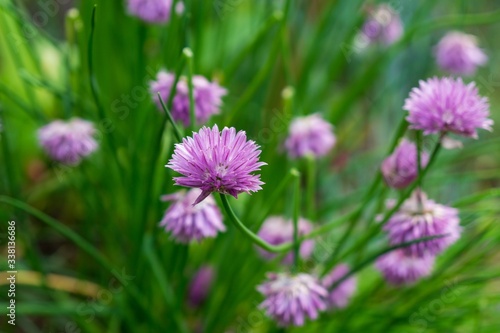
[1,0,500,332]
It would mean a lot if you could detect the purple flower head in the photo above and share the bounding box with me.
[404,77,493,138]
[257,272,327,327]
[256,216,315,265]
[151,70,227,127]
[381,139,429,189]
[38,118,98,165]
[376,249,435,285]
[127,0,172,24]
[167,125,266,205]
[435,31,488,76]
[284,113,336,159]
[322,264,357,310]
[362,5,403,45]
[188,265,215,308]
[384,191,461,257]
[159,188,225,243]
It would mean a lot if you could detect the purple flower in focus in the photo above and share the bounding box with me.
[257,272,327,327]
[376,249,435,285]
[435,31,488,76]
[404,77,493,138]
[384,191,461,257]
[362,5,403,45]
[284,114,336,159]
[322,264,357,309]
[167,125,266,205]
[127,0,172,24]
[38,118,98,165]
[256,216,315,265]
[150,70,227,127]
[381,139,429,189]
[188,265,215,308]
[159,189,225,243]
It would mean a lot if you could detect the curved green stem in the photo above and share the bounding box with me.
[158,93,183,142]
[292,168,301,271]
[219,193,287,253]
[183,48,196,131]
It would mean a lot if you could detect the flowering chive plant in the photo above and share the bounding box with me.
[2,1,500,332]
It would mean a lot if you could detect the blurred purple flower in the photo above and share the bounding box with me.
[404,77,493,138]
[435,31,488,76]
[322,264,357,309]
[188,265,215,307]
[167,125,266,205]
[127,0,172,24]
[384,191,461,257]
[376,249,435,286]
[381,139,429,189]
[284,113,336,159]
[150,70,227,127]
[256,216,315,265]
[362,5,403,45]
[257,272,327,327]
[159,189,225,243]
[38,118,97,165]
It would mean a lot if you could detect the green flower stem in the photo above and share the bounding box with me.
[183,47,196,131]
[305,155,316,220]
[280,0,293,85]
[416,130,424,209]
[292,168,301,271]
[87,6,122,179]
[157,93,183,143]
[219,194,287,253]
[319,116,407,273]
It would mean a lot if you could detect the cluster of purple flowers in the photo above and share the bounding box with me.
[38,118,98,165]
[284,113,336,159]
[361,4,403,46]
[127,0,173,24]
[435,31,488,76]
[375,76,491,286]
[151,70,227,127]
[256,264,356,327]
[256,216,315,265]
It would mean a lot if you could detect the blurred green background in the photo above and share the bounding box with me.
[1,0,500,332]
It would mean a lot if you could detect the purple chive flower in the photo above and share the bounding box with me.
[404,77,493,138]
[159,189,225,243]
[188,265,215,308]
[257,272,327,327]
[376,249,435,285]
[381,139,429,189]
[284,114,336,159]
[362,5,403,45]
[322,264,357,309]
[256,216,315,265]
[435,31,488,76]
[167,125,266,205]
[150,70,227,127]
[127,0,172,24]
[38,118,98,165]
[384,191,461,257]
